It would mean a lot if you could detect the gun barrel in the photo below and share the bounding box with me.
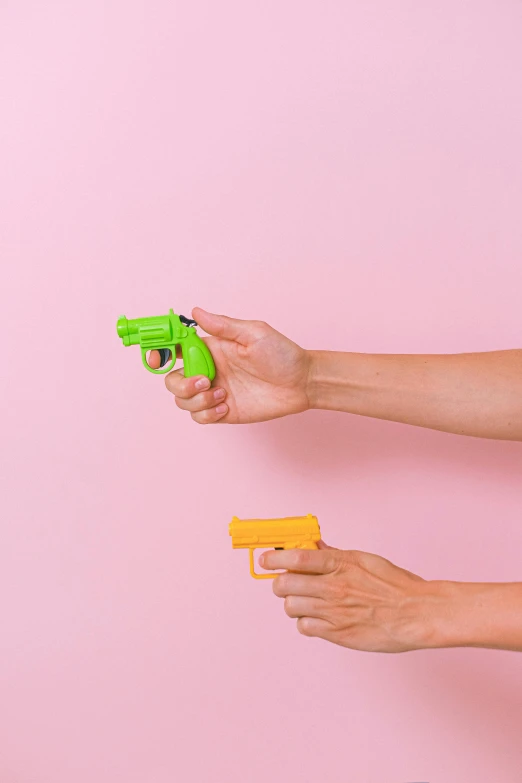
[116,313,177,348]
[117,309,216,379]
[229,515,320,548]
[116,315,130,338]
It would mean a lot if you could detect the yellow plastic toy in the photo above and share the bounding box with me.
[229,514,321,579]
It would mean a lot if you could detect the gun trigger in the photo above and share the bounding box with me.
[158,348,172,368]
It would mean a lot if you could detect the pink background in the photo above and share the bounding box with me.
[1,2,522,781]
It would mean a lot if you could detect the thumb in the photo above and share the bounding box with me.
[317,540,338,551]
[192,307,260,345]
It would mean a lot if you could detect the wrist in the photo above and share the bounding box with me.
[306,350,362,411]
[412,580,469,649]
[305,350,320,409]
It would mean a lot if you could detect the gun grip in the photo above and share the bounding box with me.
[181,335,216,381]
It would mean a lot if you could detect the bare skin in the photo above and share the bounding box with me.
[261,543,522,654]
[153,307,522,653]
[155,307,522,439]
[152,308,311,424]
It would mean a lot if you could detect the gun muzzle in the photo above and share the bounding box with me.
[116,315,130,339]
[116,314,171,348]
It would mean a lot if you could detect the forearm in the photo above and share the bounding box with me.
[306,349,522,441]
[420,580,522,652]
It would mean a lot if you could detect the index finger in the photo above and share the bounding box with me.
[148,346,183,370]
[148,350,162,370]
[260,548,339,575]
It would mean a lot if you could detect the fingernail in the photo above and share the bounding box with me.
[214,388,225,401]
[259,554,265,567]
[215,404,228,414]
[195,377,210,390]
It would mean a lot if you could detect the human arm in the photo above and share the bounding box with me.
[159,308,522,440]
[307,349,522,441]
[261,543,522,654]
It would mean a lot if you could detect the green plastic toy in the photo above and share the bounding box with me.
[116,309,216,379]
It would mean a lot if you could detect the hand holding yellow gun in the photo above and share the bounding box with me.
[229,515,321,578]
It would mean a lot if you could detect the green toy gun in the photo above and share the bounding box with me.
[116,309,216,379]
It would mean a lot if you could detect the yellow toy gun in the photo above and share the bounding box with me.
[229,515,321,579]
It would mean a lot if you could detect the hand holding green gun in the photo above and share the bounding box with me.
[116,309,216,379]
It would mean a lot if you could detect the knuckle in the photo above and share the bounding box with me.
[352,551,369,569]
[319,577,336,598]
[273,573,288,596]
[198,409,214,424]
[191,412,207,425]
[252,319,269,336]
[297,617,313,637]
[284,596,297,617]
[164,374,176,392]
[326,578,345,601]
[328,555,344,575]
[214,316,227,335]
[293,549,310,569]
[166,373,186,396]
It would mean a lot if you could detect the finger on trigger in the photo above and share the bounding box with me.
[262,548,338,575]
[148,350,162,369]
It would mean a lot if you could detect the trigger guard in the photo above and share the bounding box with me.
[141,347,177,375]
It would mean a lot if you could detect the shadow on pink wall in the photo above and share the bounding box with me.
[252,409,522,487]
[250,410,522,771]
[401,651,522,771]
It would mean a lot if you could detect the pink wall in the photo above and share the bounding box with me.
[1,2,522,781]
